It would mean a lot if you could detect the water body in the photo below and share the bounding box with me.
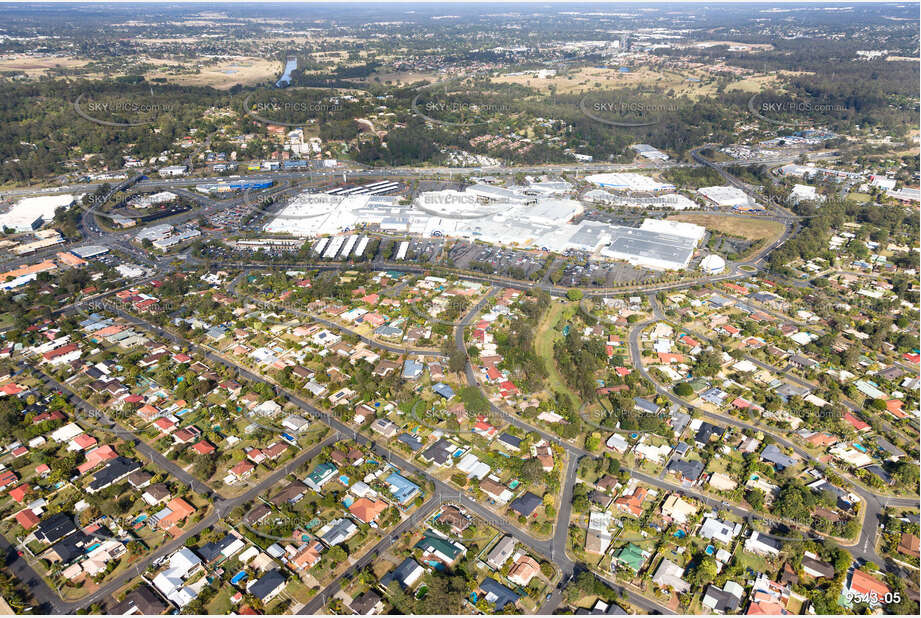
[275,56,297,88]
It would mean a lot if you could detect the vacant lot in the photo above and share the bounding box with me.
[535,300,581,405]
[143,56,280,88]
[668,213,785,242]
[0,55,90,76]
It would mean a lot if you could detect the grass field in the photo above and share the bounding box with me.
[492,66,721,98]
[667,213,785,242]
[491,66,793,100]
[0,55,90,76]
[143,56,280,88]
[535,300,581,406]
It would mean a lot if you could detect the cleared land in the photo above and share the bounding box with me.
[143,56,281,88]
[0,55,91,76]
[667,213,785,242]
[490,66,795,100]
[689,41,775,51]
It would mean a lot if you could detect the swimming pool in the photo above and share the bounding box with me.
[674,530,686,538]
[705,545,715,555]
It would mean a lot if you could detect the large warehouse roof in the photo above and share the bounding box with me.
[697,185,750,207]
[584,173,675,192]
[0,194,75,232]
[602,227,698,270]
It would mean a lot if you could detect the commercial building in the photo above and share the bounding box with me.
[157,165,188,178]
[583,190,698,210]
[0,195,75,232]
[631,144,669,160]
[788,184,825,205]
[697,186,751,208]
[128,191,178,209]
[888,187,920,203]
[776,164,860,181]
[71,245,109,260]
[584,173,675,192]
[266,186,706,270]
[699,254,726,274]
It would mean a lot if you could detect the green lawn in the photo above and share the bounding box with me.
[535,301,581,405]
[206,585,236,614]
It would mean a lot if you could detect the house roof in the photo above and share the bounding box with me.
[509,491,542,517]
[479,577,519,610]
[247,569,286,601]
[348,498,387,523]
[850,569,890,598]
[15,508,40,530]
[415,530,464,561]
[614,543,646,571]
[381,557,423,590]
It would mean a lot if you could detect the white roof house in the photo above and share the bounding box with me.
[252,400,282,417]
[744,531,781,556]
[456,453,491,480]
[152,548,202,608]
[698,517,743,544]
[652,558,690,593]
[50,422,85,443]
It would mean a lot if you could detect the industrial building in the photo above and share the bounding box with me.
[266,186,707,271]
[788,184,825,205]
[699,254,727,274]
[128,191,178,209]
[584,190,698,210]
[584,173,675,193]
[631,144,669,161]
[0,194,75,232]
[697,185,751,208]
[157,165,188,178]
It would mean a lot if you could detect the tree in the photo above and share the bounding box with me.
[687,555,719,586]
[693,349,722,377]
[585,432,602,452]
[674,382,694,397]
[566,289,583,301]
[520,458,544,484]
[745,488,765,511]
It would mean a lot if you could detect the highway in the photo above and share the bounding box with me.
[0,152,810,200]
